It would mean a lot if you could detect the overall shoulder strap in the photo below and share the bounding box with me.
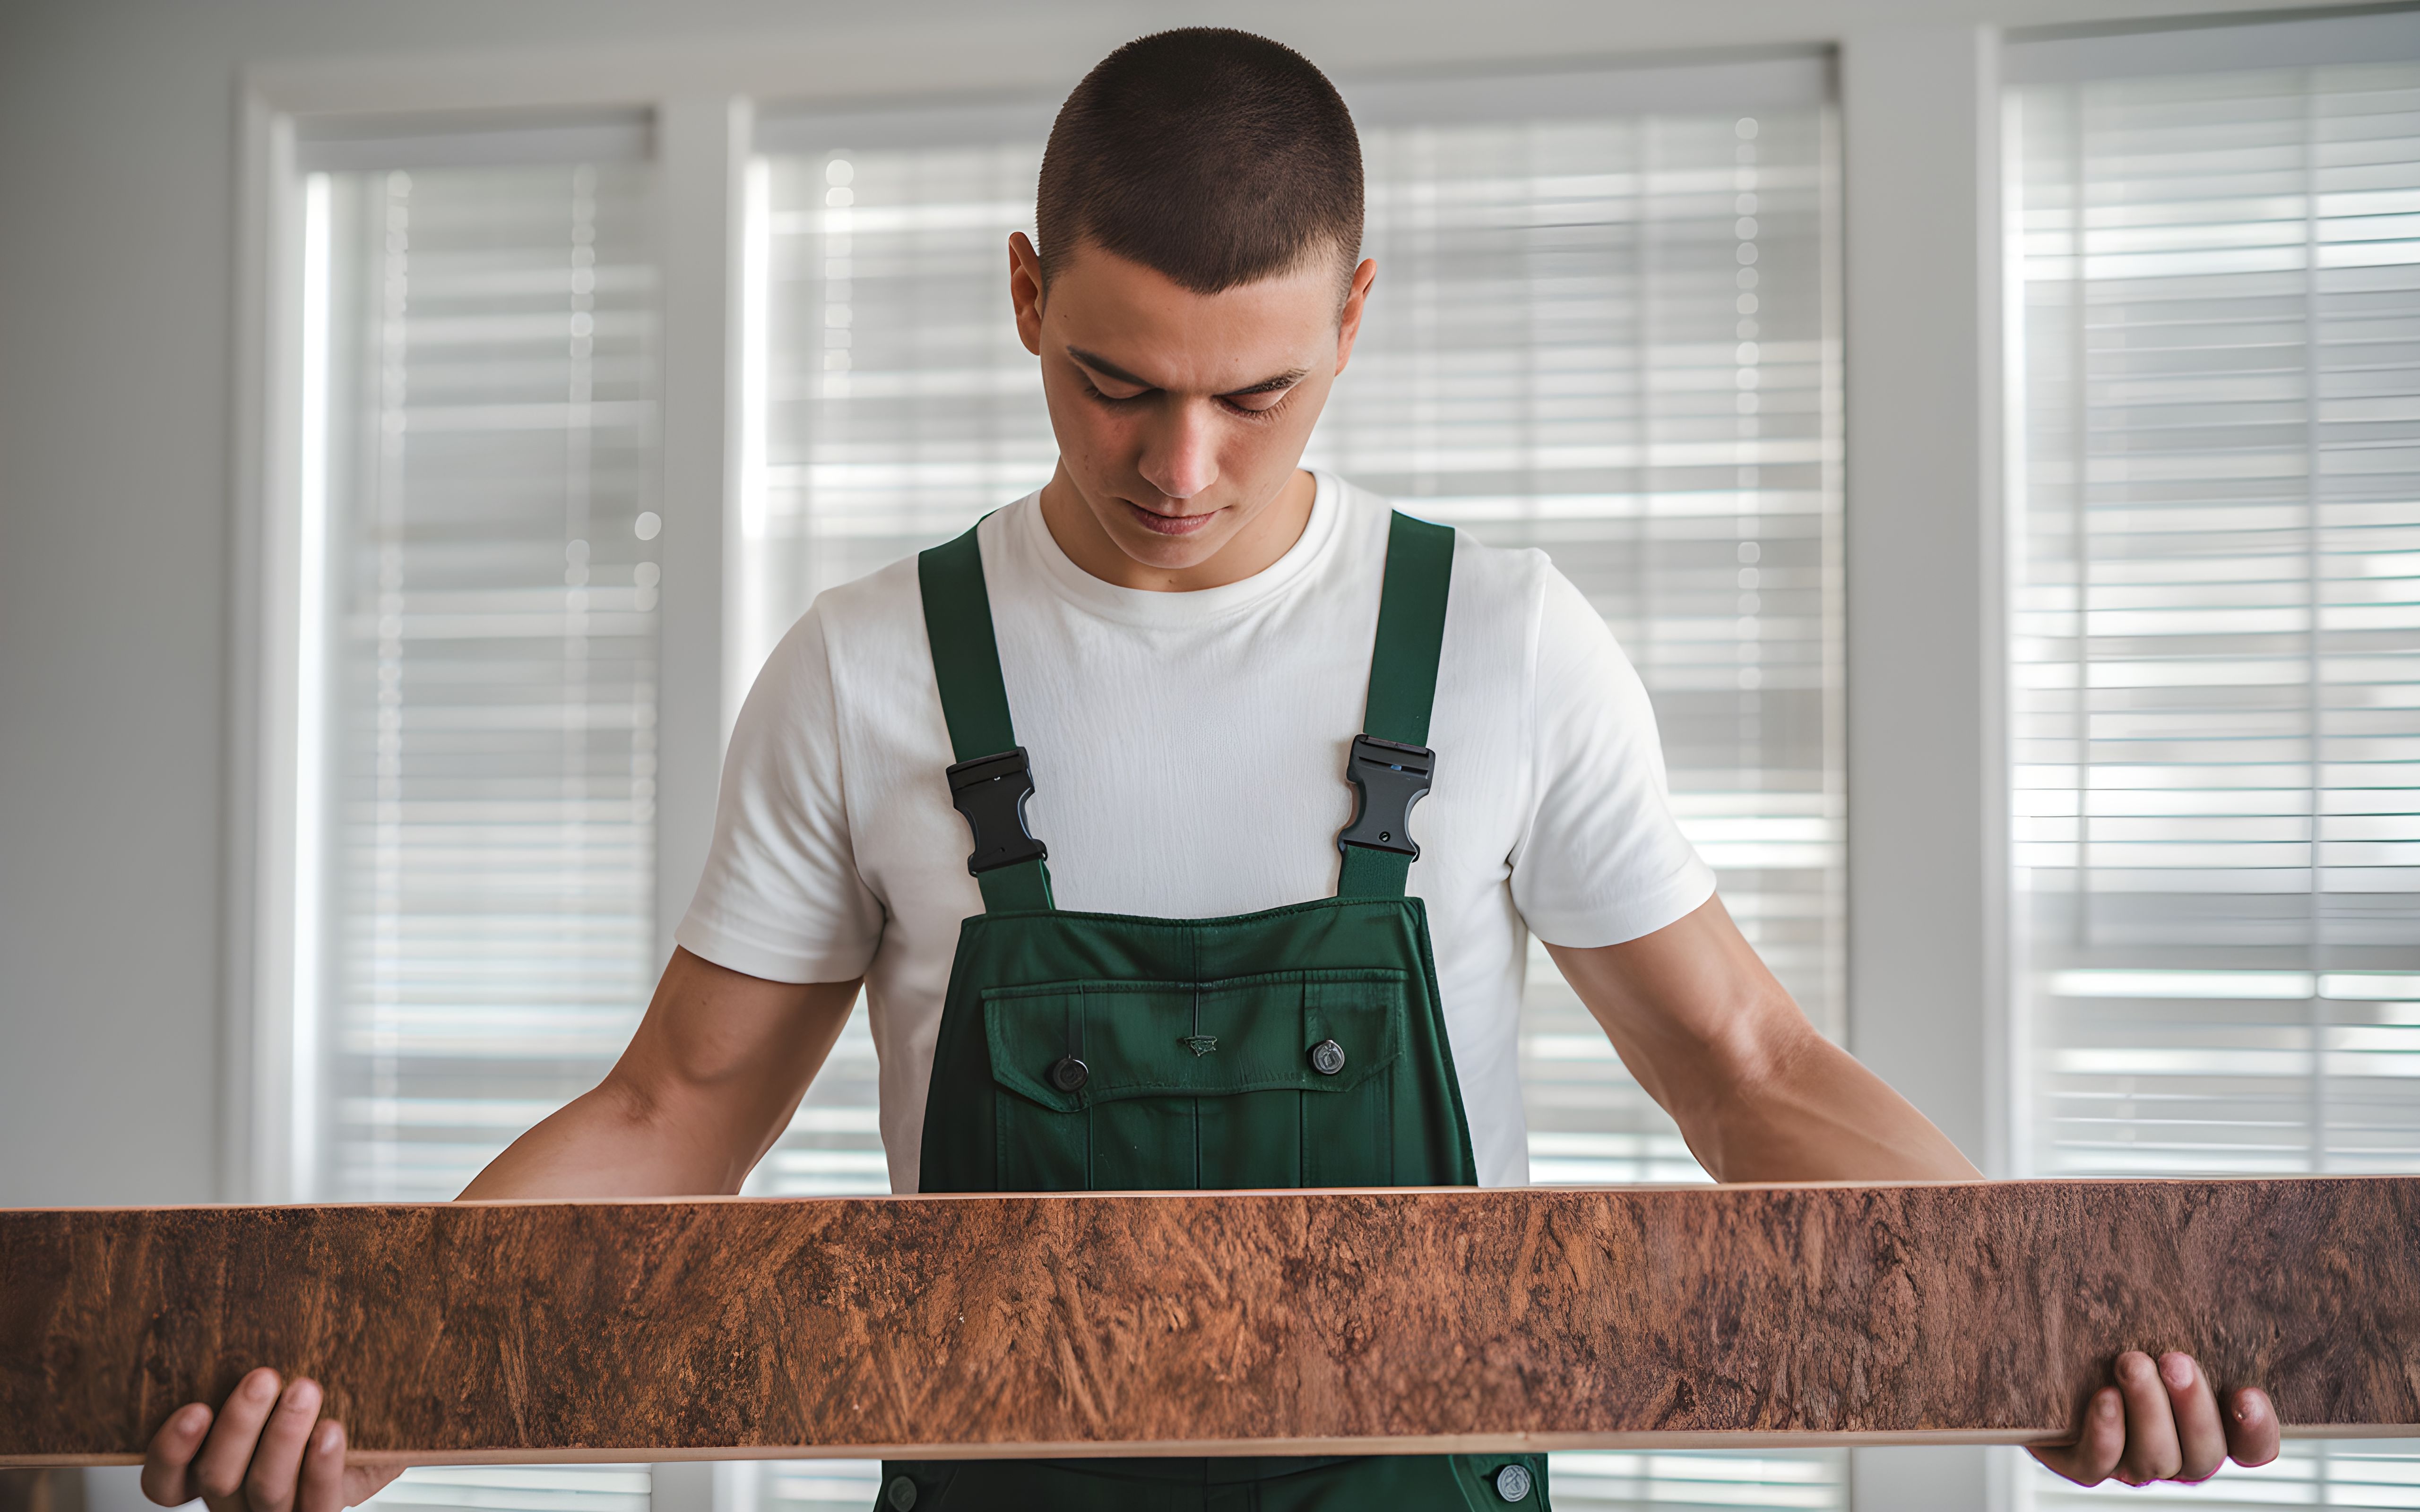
[1337,511,1455,899]
[917,523,1054,913]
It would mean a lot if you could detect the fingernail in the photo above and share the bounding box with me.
[248,1372,279,1401]
[317,1424,341,1454]
[2099,1392,2120,1419]
[2161,1355,2194,1390]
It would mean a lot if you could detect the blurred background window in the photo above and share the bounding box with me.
[733,56,1845,1512]
[293,115,664,1512]
[2010,52,2420,1510]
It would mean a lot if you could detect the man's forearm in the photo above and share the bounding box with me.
[1674,1026,1980,1184]
[457,1078,756,1200]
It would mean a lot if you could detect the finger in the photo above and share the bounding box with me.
[2028,1386,2126,1486]
[142,1403,215,1507]
[297,1422,347,1512]
[192,1368,284,1510]
[2227,1386,2282,1469]
[2159,1353,2229,1483]
[2113,1350,2183,1485]
[242,1378,323,1512]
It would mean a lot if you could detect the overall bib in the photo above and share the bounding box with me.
[876,513,1550,1512]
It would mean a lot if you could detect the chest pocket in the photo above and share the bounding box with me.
[983,969,1408,1191]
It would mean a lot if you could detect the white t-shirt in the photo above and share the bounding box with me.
[676,472,1715,1191]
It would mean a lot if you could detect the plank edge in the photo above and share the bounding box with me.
[13,1426,2419,1470]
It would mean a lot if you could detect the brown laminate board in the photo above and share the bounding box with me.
[3,1179,2416,1466]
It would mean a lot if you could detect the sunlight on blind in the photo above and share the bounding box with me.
[302,155,663,1204]
[2012,57,2420,1512]
[736,78,1842,1512]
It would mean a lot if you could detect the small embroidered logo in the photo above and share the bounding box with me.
[1179,1034,1219,1057]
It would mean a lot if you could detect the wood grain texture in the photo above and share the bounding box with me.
[4,1179,2416,1466]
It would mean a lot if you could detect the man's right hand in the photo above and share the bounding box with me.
[141,1369,398,1512]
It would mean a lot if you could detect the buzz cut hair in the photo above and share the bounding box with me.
[1036,28,1365,296]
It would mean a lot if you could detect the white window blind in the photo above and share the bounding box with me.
[293,123,663,1512]
[2010,47,2420,1511]
[737,63,1843,1512]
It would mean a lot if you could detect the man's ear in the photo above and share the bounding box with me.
[1335,257,1379,374]
[1009,232,1046,357]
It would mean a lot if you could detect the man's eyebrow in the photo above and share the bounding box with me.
[1064,346,1307,397]
[1065,347,1158,389]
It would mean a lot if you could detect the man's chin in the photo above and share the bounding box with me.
[1109,527,1231,573]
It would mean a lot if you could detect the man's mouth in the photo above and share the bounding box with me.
[1124,500,1219,537]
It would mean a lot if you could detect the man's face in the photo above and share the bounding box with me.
[1011,233,1376,584]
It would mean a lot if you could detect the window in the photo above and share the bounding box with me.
[290,118,664,1512]
[2009,43,2420,1508]
[735,58,1844,1512]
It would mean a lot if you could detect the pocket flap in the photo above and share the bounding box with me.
[984,971,1406,1112]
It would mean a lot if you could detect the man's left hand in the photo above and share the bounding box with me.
[2031,1351,2280,1487]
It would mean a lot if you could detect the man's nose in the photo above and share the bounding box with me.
[1136,399,1220,502]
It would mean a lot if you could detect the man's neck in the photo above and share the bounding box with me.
[1037,467,1317,592]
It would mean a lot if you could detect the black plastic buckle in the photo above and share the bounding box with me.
[1338,734,1434,859]
[946,747,1049,876]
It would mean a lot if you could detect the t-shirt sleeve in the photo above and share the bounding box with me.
[1509,563,1718,947]
[674,606,886,984]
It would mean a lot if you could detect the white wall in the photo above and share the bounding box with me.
[0,0,2336,1192]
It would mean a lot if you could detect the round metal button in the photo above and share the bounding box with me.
[1048,1055,1089,1092]
[1309,1039,1347,1076]
[884,1475,919,1512]
[1493,1462,1533,1503]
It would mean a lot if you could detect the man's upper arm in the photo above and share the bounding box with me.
[674,606,886,985]
[608,949,863,1160]
[1541,898,1798,1114]
[1509,564,1716,949]
[458,950,864,1199]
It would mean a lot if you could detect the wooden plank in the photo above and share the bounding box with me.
[3,1179,2416,1466]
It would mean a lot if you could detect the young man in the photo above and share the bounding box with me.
[146,28,2280,1512]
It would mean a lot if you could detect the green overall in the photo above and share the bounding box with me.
[876,513,1549,1512]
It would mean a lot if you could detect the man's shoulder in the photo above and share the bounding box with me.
[1325,474,1554,625]
[811,498,1036,639]
[745,551,931,721]
[807,548,930,644]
